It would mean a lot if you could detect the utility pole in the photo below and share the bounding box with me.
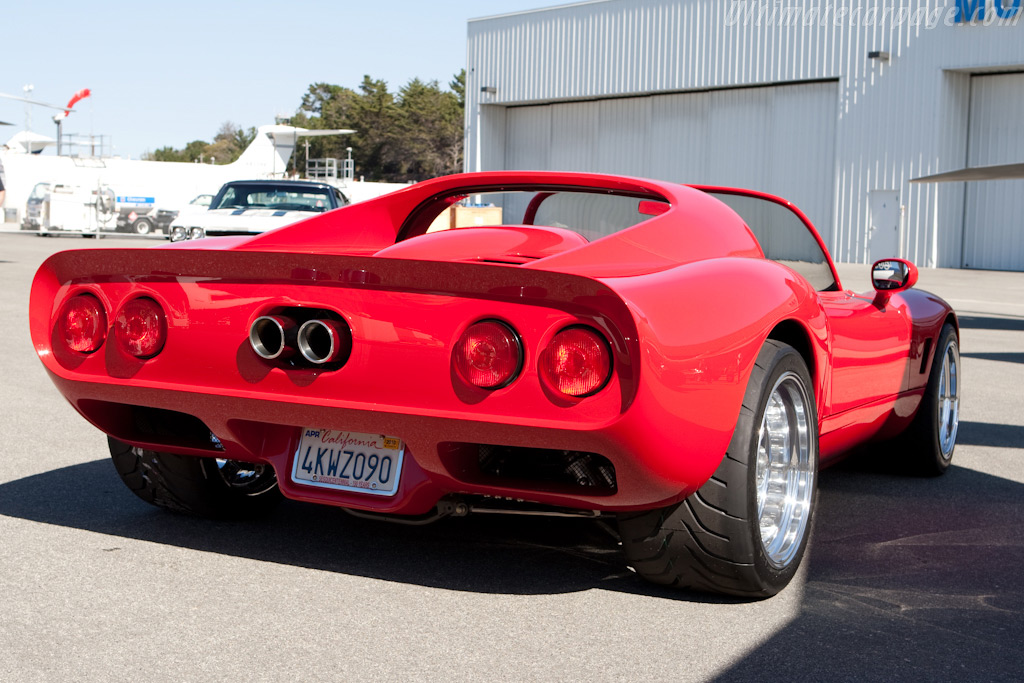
[23,84,33,131]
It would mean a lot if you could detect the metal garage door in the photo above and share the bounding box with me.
[963,73,1024,271]
[503,81,839,243]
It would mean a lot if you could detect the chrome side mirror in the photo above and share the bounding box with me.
[872,258,918,293]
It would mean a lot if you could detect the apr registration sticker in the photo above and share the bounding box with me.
[291,428,404,497]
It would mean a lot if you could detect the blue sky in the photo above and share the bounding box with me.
[2,0,552,158]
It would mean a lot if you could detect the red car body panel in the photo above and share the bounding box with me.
[29,171,956,516]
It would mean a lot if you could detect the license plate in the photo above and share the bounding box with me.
[291,428,404,497]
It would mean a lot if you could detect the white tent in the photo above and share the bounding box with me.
[3,130,57,155]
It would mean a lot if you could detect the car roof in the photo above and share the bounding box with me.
[223,179,335,190]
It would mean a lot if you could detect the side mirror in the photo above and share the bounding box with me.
[872,259,921,290]
[872,258,918,295]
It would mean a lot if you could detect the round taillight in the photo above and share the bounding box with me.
[58,294,107,354]
[454,320,522,389]
[115,297,167,358]
[540,326,612,397]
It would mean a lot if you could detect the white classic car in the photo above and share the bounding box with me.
[169,180,348,242]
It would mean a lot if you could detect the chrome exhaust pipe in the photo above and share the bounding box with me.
[297,319,351,365]
[249,316,297,360]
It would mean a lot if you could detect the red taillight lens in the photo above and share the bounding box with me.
[58,294,107,354]
[540,327,612,397]
[455,320,522,389]
[115,297,167,358]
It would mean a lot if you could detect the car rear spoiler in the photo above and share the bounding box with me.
[32,248,639,353]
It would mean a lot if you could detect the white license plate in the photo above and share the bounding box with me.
[291,428,404,497]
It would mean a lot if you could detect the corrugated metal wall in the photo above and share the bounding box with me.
[963,72,1024,270]
[466,0,1024,268]
[503,81,838,237]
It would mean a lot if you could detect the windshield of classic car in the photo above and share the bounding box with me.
[211,186,333,212]
[426,190,668,241]
[29,183,50,201]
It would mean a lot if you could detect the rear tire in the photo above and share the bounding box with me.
[108,437,282,518]
[618,340,818,598]
[900,323,960,476]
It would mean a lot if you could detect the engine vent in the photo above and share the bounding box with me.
[472,255,542,265]
[77,400,220,452]
[475,258,530,265]
[131,406,220,451]
[477,444,617,494]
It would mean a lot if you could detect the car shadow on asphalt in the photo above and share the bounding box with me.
[957,314,1024,332]
[0,457,640,597]
[1,454,1022,679]
[962,351,1024,365]
[715,454,1024,682]
[958,420,1024,448]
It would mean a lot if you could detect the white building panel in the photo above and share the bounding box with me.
[467,0,1024,268]
[963,72,1024,270]
[595,98,652,176]
[504,105,551,169]
[550,103,600,170]
[504,81,838,244]
[646,91,710,181]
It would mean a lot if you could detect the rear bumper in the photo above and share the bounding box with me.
[53,374,718,515]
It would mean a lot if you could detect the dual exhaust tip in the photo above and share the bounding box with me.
[249,315,351,365]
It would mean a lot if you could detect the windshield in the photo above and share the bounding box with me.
[29,183,50,201]
[417,189,668,242]
[211,184,334,212]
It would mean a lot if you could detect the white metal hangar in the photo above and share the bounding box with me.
[464,0,1024,270]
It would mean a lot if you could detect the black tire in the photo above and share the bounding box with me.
[899,323,960,476]
[108,437,282,518]
[132,217,154,235]
[618,340,818,598]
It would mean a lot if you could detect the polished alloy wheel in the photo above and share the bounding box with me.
[937,340,960,460]
[755,372,815,569]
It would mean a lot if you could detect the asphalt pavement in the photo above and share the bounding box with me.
[1,232,1021,682]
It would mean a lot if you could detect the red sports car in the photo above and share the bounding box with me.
[30,171,960,597]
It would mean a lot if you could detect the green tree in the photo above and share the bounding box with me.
[146,146,187,162]
[206,122,256,164]
[154,72,472,181]
[183,139,212,163]
[142,122,254,164]
[393,78,463,180]
[233,125,257,154]
[347,76,400,181]
[293,82,359,163]
[450,69,466,109]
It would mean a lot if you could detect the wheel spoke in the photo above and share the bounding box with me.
[755,373,815,569]
[936,341,960,458]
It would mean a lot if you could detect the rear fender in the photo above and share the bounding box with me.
[893,288,958,391]
[604,257,829,490]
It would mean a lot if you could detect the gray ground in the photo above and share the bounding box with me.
[1,232,1021,682]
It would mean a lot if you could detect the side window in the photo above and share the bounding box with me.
[707,192,837,292]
